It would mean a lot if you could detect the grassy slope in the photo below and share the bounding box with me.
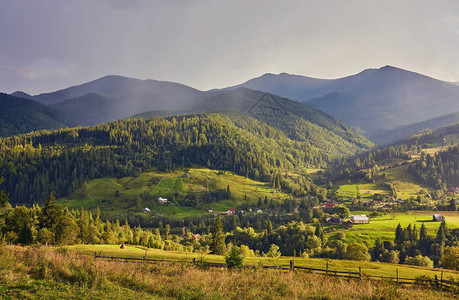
[327,211,459,247]
[2,245,454,299]
[69,244,459,281]
[57,167,289,218]
[332,181,391,199]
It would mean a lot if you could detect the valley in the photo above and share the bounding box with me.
[1,66,459,298]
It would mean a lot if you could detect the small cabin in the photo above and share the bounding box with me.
[157,197,168,204]
[325,217,342,225]
[142,207,151,213]
[433,213,445,222]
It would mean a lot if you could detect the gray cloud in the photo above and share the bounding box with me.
[1,0,458,94]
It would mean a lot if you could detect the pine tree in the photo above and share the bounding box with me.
[0,177,9,208]
[266,219,273,234]
[419,223,428,240]
[370,238,385,261]
[210,215,226,255]
[449,198,457,211]
[436,221,447,244]
[257,197,262,208]
[395,223,403,246]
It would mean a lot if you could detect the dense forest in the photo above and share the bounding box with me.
[0,113,349,205]
[409,145,459,190]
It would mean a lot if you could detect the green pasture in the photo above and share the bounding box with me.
[382,165,428,199]
[332,182,390,199]
[326,211,459,247]
[69,244,459,281]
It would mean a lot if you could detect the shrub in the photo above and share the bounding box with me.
[441,246,459,270]
[404,255,433,268]
[265,244,281,258]
[345,243,370,261]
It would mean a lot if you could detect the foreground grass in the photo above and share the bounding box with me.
[70,244,459,281]
[1,245,456,299]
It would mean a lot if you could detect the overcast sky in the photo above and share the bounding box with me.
[1,0,458,94]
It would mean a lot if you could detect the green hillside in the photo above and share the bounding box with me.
[0,93,70,136]
[0,113,336,205]
[57,168,290,218]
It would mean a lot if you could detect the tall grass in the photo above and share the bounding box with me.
[0,245,456,299]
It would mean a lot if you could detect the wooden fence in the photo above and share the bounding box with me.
[93,252,458,291]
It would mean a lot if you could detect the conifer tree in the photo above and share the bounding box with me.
[210,214,226,255]
[449,198,457,211]
[419,223,428,240]
[0,177,9,208]
[266,219,273,234]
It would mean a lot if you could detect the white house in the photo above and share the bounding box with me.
[157,197,168,204]
[142,207,151,213]
[350,215,370,224]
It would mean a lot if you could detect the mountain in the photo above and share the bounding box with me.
[21,75,209,126]
[371,111,459,145]
[11,91,34,100]
[51,93,119,126]
[0,93,70,137]
[136,88,373,154]
[21,75,371,153]
[230,66,459,142]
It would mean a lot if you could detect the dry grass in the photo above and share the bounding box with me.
[0,245,457,299]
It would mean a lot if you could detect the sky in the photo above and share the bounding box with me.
[1,0,458,95]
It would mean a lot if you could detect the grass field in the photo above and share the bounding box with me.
[332,181,391,199]
[69,244,459,281]
[57,167,289,218]
[327,211,459,247]
[2,245,455,299]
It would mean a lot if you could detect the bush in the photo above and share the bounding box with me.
[404,255,433,267]
[225,246,244,269]
[265,244,281,258]
[441,246,459,270]
[345,243,370,261]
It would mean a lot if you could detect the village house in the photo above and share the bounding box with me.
[142,207,151,213]
[433,213,445,222]
[157,197,168,204]
[350,215,370,224]
[325,216,342,225]
[221,209,236,216]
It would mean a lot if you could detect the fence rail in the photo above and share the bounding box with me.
[93,252,458,291]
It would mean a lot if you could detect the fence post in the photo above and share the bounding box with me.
[326,261,329,275]
[99,251,102,257]
[435,275,439,288]
[290,260,294,270]
[144,250,147,259]
[94,251,97,258]
[396,269,399,283]
[359,266,362,280]
[441,269,443,288]
[193,258,196,264]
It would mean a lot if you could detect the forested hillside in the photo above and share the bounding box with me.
[0,93,71,136]
[0,113,354,205]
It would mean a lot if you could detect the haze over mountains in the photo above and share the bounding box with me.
[232,66,459,141]
[4,66,459,145]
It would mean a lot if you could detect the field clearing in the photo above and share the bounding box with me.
[333,182,390,199]
[327,211,459,247]
[383,165,428,199]
[69,244,459,281]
